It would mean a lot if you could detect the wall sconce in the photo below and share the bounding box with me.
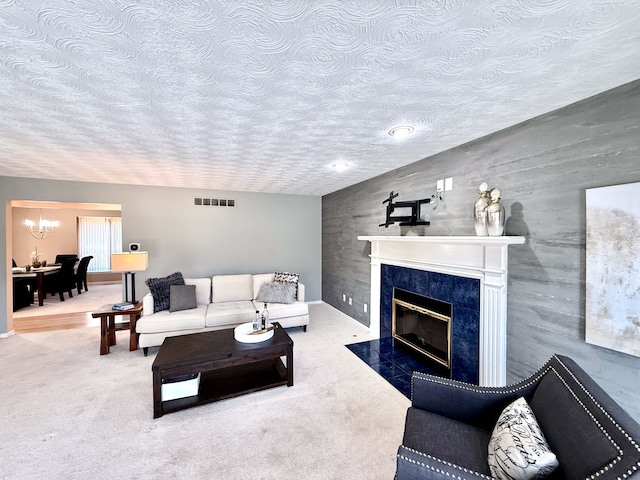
[111,252,149,304]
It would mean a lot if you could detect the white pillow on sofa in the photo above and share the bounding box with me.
[211,274,252,303]
[488,397,559,480]
[184,277,211,305]
[252,273,274,299]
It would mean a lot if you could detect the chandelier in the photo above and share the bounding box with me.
[25,210,59,239]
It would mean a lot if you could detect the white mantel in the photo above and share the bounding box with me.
[358,235,525,387]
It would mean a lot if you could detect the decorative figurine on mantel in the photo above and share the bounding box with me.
[486,188,506,236]
[474,182,491,236]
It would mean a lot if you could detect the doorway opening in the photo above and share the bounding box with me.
[9,200,123,333]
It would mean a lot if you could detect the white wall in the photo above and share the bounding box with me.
[1,177,321,334]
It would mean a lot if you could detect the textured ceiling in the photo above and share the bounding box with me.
[1,1,640,196]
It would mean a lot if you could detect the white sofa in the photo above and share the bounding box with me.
[136,273,309,354]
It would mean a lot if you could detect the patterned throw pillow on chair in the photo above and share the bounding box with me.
[488,396,559,480]
[274,271,299,300]
[145,272,185,313]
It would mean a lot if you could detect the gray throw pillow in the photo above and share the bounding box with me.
[145,272,185,313]
[169,284,197,312]
[256,281,296,304]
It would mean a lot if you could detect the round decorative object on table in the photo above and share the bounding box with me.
[234,322,275,343]
[32,261,41,268]
[487,188,506,236]
[474,182,491,236]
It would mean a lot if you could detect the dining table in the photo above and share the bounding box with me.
[12,265,61,306]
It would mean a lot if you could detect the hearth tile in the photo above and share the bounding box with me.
[392,355,429,376]
[369,360,408,379]
[387,374,411,399]
[366,338,382,351]
[347,339,455,400]
[376,336,394,350]
[429,272,453,302]
[376,338,394,353]
[346,341,384,366]
[346,341,370,354]
[378,343,406,363]
[454,306,480,340]
[450,306,480,384]
[453,276,480,310]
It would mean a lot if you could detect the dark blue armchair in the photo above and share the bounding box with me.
[396,354,640,479]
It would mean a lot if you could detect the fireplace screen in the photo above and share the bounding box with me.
[392,292,452,369]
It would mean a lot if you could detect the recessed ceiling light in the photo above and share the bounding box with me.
[331,160,351,172]
[388,125,415,138]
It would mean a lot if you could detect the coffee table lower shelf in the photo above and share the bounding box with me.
[155,358,288,418]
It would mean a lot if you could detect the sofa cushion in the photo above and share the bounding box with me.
[184,277,212,305]
[402,406,492,476]
[529,369,619,480]
[251,300,308,319]
[256,281,296,304]
[145,272,185,313]
[252,273,274,299]
[169,284,197,313]
[211,274,252,303]
[136,305,207,333]
[205,300,255,327]
[488,397,559,480]
[274,271,300,300]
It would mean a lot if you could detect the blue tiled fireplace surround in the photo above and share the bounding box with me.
[347,264,480,398]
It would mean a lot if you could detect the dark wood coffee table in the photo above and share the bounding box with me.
[151,323,293,418]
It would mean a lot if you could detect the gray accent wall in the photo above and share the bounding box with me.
[1,178,321,333]
[323,79,640,421]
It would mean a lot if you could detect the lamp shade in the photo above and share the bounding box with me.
[111,252,148,272]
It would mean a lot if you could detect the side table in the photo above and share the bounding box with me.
[92,303,143,355]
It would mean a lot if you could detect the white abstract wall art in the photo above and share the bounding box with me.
[585,181,640,358]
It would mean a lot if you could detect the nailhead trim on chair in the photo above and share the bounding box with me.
[410,355,640,480]
[544,367,622,478]
[555,357,640,480]
[411,364,553,398]
[398,447,491,479]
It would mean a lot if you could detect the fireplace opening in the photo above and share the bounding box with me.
[392,288,452,371]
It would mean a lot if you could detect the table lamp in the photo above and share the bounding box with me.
[111,251,148,304]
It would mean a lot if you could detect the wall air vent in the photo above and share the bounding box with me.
[193,197,237,207]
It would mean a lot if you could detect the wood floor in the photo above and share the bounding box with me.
[11,281,121,334]
[12,312,101,334]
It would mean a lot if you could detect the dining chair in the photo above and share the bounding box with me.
[13,277,34,311]
[74,256,93,294]
[54,254,79,264]
[45,258,77,301]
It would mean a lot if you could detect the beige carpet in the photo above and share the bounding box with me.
[12,282,122,318]
[0,303,410,480]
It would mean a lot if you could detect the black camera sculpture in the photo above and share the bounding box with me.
[379,191,432,228]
